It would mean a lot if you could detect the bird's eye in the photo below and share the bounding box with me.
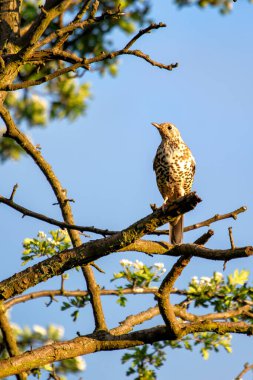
[168,125,172,130]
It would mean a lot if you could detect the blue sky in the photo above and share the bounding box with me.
[0,1,253,379]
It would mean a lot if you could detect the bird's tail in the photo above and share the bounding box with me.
[170,215,184,244]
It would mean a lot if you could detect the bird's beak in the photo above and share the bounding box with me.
[151,122,160,129]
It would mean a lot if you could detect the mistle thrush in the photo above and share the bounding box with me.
[152,122,195,244]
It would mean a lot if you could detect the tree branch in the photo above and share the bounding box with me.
[0,193,224,238]
[156,256,192,338]
[0,192,201,301]
[1,22,177,91]
[4,288,167,310]
[0,62,89,91]
[120,240,253,261]
[111,306,160,336]
[0,322,252,378]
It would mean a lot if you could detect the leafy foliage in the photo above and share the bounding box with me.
[122,333,232,379]
[61,295,91,321]
[112,259,166,288]
[188,270,253,322]
[22,229,72,264]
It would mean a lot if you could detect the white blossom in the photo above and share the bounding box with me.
[75,356,86,371]
[191,276,199,283]
[11,323,22,335]
[33,325,47,336]
[38,231,46,239]
[133,260,144,269]
[214,272,223,278]
[200,276,211,284]
[154,262,165,270]
[31,94,48,109]
[54,325,65,338]
[120,259,132,267]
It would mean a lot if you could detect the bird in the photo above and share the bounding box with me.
[152,122,195,244]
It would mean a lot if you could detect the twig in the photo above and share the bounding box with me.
[9,184,18,201]
[228,226,236,249]
[4,288,188,310]
[152,206,247,236]
[194,229,214,245]
[124,22,166,50]
[235,363,253,380]
[36,4,124,49]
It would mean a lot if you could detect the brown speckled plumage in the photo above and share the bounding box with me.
[152,122,195,244]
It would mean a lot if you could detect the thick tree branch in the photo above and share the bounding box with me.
[183,321,253,336]
[0,192,201,301]
[0,322,252,378]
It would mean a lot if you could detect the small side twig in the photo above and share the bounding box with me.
[228,226,236,250]
[224,226,236,270]
[9,184,18,201]
[152,206,247,236]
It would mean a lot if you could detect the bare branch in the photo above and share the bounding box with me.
[152,206,247,236]
[124,22,166,50]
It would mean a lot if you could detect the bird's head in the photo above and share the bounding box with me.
[152,122,182,142]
